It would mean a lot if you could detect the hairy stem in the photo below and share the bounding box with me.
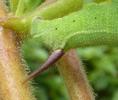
[58,49,95,100]
[0,28,35,100]
[0,1,35,100]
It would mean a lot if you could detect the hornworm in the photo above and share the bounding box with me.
[25,1,118,82]
[31,2,118,51]
[0,0,83,84]
[1,0,117,83]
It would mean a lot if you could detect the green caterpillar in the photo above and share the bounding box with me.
[24,1,118,81]
[33,0,83,19]
[31,1,118,51]
[1,0,118,51]
[1,0,118,82]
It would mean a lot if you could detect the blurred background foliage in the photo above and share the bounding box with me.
[22,38,118,100]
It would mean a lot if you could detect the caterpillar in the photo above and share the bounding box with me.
[23,1,118,83]
[31,3,118,50]
[0,0,117,83]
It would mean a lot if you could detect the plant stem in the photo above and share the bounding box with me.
[58,49,95,100]
[0,1,35,100]
[9,0,19,13]
[0,0,7,17]
[0,28,35,100]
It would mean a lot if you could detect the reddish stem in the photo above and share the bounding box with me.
[58,49,95,100]
[0,1,35,100]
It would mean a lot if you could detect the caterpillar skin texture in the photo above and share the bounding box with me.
[22,0,83,82]
[31,1,118,51]
[25,0,118,81]
[36,0,83,19]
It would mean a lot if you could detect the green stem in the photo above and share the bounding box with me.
[15,0,25,16]
[9,0,19,13]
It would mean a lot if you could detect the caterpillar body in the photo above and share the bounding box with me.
[31,2,118,51]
